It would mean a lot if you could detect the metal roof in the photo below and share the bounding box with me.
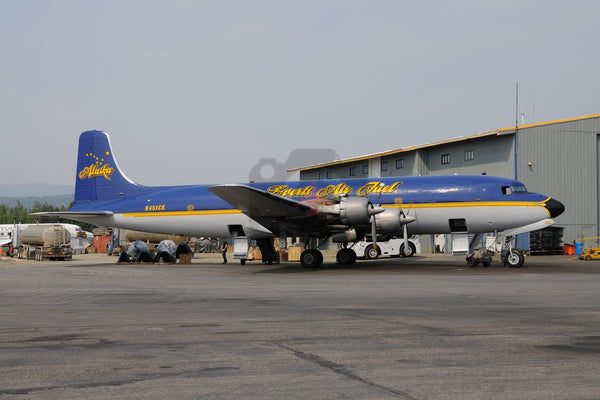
[288,113,600,172]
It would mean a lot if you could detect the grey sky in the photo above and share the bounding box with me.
[1,0,598,186]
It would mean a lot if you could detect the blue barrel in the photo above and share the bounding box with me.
[575,241,583,255]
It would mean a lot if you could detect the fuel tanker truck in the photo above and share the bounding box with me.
[20,224,73,261]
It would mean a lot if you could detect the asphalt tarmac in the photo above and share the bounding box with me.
[0,252,599,399]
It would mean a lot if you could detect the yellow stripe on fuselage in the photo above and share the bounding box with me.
[384,199,550,209]
[121,209,243,218]
[118,198,551,218]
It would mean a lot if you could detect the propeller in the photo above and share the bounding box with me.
[370,210,378,251]
[399,203,414,256]
[369,184,386,253]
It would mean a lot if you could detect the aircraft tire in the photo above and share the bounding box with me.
[364,245,380,260]
[400,242,416,257]
[466,256,477,267]
[336,248,357,265]
[300,249,323,268]
[506,250,525,268]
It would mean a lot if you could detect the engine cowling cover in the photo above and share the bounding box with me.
[339,197,371,225]
[374,208,403,234]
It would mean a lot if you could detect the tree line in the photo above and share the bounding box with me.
[0,202,96,232]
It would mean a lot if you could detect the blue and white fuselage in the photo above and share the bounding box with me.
[39,131,564,266]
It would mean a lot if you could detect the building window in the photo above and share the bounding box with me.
[318,172,324,180]
[441,153,450,165]
[349,167,356,177]
[326,171,333,179]
[362,164,368,174]
[395,158,404,169]
[464,149,474,161]
[381,161,388,171]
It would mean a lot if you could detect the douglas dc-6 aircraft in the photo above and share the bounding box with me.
[37,130,564,267]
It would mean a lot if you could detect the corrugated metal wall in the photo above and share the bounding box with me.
[518,117,600,242]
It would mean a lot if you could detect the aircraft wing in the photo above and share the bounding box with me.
[208,184,328,235]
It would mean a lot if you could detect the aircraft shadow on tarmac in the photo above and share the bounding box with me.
[252,256,456,274]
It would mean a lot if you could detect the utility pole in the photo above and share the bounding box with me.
[514,82,519,180]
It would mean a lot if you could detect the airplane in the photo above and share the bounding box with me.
[35,130,565,267]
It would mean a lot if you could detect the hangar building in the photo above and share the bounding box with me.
[294,114,600,252]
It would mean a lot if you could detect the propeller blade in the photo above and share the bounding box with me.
[403,221,409,256]
[371,215,378,249]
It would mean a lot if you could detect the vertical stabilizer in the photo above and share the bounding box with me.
[74,131,148,204]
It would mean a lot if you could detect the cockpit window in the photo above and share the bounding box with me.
[511,184,527,193]
[502,184,528,194]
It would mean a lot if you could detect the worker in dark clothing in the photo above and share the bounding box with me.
[220,238,228,264]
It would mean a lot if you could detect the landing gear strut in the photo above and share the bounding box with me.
[500,235,525,267]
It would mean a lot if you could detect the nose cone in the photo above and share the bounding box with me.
[546,198,565,218]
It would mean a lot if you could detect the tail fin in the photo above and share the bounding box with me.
[75,131,149,204]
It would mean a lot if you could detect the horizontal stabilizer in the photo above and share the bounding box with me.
[31,210,114,218]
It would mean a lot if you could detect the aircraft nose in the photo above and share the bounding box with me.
[545,198,565,218]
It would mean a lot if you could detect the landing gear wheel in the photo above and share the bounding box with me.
[400,242,416,257]
[365,244,380,260]
[300,249,323,268]
[240,259,246,265]
[506,250,525,268]
[466,256,477,267]
[336,248,357,265]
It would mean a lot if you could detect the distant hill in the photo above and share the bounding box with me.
[0,183,74,197]
[0,194,74,209]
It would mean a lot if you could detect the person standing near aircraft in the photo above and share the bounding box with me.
[220,238,228,264]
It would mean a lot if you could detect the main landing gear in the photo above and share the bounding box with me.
[299,249,323,268]
[299,247,358,267]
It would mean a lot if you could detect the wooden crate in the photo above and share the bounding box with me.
[179,253,192,264]
[288,246,302,261]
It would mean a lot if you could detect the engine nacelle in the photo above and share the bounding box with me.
[339,196,371,225]
[374,208,402,234]
[331,229,358,243]
[374,208,415,234]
